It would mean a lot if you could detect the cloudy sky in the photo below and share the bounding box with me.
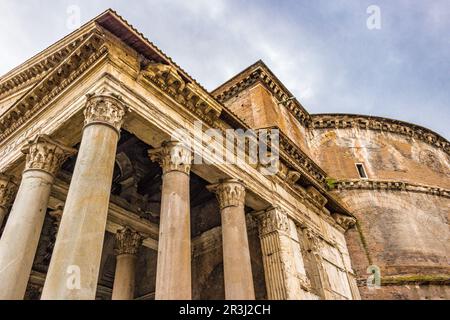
[1,0,449,138]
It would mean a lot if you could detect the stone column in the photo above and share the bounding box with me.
[149,141,192,300]
[0,135,75,300]
[41,92,126,300]
[111,227,143,300]
[207,179,255,300]
[0,173,17,230]
[257,207,311,300]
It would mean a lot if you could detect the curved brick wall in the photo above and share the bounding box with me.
[307,114,450,299]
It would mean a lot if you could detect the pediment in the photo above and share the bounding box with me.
[0,9,223,143]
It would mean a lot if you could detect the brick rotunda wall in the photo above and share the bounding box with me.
[308,116,450,299]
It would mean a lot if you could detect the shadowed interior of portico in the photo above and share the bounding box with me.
[25,129,265,300]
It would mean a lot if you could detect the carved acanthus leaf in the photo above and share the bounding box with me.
[84,91,127,133]
[148,141,192,174]
[114,226,143,256]
[21,134,77,176]
[257,207,290,236]
[0,173,18,209]
[207,179,246,210]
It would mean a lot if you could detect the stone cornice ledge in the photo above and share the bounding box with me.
[357,274,450,286]
[331,179,450,199]
[311,114,450,155]
[213,61,312,127]
[0,28,108,141]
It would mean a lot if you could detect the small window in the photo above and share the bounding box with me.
[355,163,368,179]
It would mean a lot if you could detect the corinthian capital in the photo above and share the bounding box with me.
[21,134,77,177]
[0,173,18,210]
[207,179,246,210]
[114,226,143,256]
[257,207,290,236]
[148,141,192,174]
[84,91,127,134]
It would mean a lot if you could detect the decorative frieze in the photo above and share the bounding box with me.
[311,114,450,155]
[84,91,127,134]
[303,227,323,255]
[21,134,77,177]
[257,207,290,236]
[0,29,108,141]
[332,179,450,199]
[148,141,192,175]
[272,128,327,187]
[306,186,328,208]
[0,173,17,210]
[207,179,246,210]
[114,226,143,256]
[140,62,222,126]
[0,33,90,99]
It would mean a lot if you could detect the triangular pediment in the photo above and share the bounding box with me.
[0,9,223,140]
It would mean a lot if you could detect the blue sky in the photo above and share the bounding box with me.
[1,0,449,138]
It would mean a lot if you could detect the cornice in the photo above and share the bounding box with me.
[0,35,88,100]
[138,62,222,126]
[275,128,328,187]
[311,114,450,155]
[331,179,450,199]
[0,29,109,142]
[357,274,450,287]
[258,126,353,219]
[213,61,312,127]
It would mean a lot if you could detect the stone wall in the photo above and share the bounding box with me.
[308,124,450,299]
[223,83,311,156]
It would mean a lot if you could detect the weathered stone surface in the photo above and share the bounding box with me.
[0,9,447,301]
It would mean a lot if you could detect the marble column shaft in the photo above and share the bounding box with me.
[149,141,192,300]
[41,92,126,300]
[111,227,143,300]
[208,179,255,300]
[0,135,75,299]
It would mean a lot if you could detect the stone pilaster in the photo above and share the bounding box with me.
[0,135,75,300]
[112,227,143,300]
[302,227,331,299]
[257,207,311,300]
[41,92,126,300]
[0,173,17,229]
[207,179,255,300]
[149,141,192,300]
